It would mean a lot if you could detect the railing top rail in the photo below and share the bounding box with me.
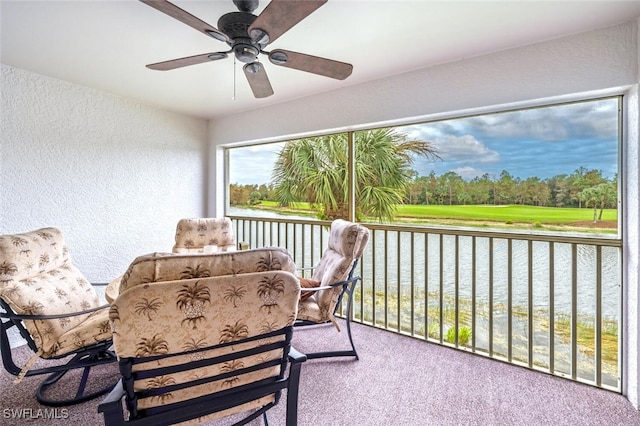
[229,215,332,227]
[228,215,621,247]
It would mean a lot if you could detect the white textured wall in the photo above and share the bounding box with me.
[1,65,208,282]
[625,17,640,406]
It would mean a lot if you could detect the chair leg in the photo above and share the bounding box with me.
[36,348,118,407]
[343,311,359,360]
[301,282,360,360]
[285,353,304,426]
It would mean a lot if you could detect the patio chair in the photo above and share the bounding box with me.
[295,219,369,360]
[172,217,237,253]
[99,248,305,426]
[0,227,116,406]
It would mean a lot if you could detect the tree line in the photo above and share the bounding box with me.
[230,166,617,210]
[405,167,617,210]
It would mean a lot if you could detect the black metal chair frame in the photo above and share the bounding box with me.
[98,326,306,426]
[295,259,362,360]
[0,298,117,406]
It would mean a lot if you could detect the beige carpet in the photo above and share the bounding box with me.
[2,321,640,425]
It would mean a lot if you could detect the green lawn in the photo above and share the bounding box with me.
[395,204,616,224]
[247,201,616,230]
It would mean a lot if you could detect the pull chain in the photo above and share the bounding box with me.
[232,57,237,101]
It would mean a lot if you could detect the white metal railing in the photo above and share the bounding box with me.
[230,215,622,392]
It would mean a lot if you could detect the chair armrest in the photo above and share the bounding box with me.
[297,275,361,292]
[0,304,109,321]
[98,379,126,424]
[99,378,125,406]
[288,346,307,364]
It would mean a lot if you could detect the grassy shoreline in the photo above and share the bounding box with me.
[236,202,618,234]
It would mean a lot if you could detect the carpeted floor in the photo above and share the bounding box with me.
[2,321,640,425]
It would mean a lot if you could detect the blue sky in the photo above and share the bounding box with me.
[229,97,619,185]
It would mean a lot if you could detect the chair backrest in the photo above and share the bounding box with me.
[311,219,369,315]
[109,263,301,423]
[117,247,296,296]
[173,217,236,253]
[0,228,103,357]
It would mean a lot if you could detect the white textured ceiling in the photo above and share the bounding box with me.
[2,0,640,120]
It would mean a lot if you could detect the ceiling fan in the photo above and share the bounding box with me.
[140,0,353,98]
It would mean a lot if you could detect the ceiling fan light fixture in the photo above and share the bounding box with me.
[233,40,259,63]
[269,50,288,65]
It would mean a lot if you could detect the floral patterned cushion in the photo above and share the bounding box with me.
[118,247,296,296]
[296,219,369,328]
[173,217,236,253]
[109,270,300,423]
[0,228,111,359]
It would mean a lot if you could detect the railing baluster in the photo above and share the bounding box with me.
[471,236,477,352]
[455,234,460,347]
[371,229,376,326]
[571,243,578,380]
[528,240,533,368]
[410,231,415,336]
[397,230,401,333]
[549,242,555,375]
[439,234,444,344]
[508,238,513,362]
[489,236,494,357]
[424,232,429,340]
[384,229,389,329]
[596,245,602,387]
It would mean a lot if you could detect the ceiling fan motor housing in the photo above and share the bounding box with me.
[233,39,259,63]
[218,11,262,63]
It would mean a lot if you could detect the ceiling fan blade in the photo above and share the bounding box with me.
[140,0,229,42]
[243,62,274,98]
[146,52,228,71]
[268,49,353,80]
[248,0,327,45]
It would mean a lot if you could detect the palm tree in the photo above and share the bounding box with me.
[181,264,211,279]
[257,275,285,313]
[220,320,249,343]
[183,337,208,361]
[22,300,44,316]
[147,376,176,403]
[176,281,211,329]
[271,128,439,222]
[135,334,169,357]
[134,297,163,321]
[580,182,617,223]
[223,285,247,308]
[221,360,244,387]
[0,261,18,281]
[256,255,281,272]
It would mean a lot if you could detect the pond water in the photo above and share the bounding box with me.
[229,207,621,319]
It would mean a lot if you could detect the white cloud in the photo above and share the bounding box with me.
[451,166,486,180]
[432,134,500,164]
